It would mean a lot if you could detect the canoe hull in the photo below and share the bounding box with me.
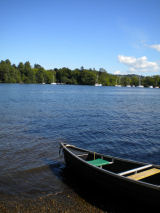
[61,143,160,204]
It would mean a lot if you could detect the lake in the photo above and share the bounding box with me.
[0,84,160,211]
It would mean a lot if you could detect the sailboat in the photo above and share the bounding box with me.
[155,81,159,88]
[50,74,57,84]
[95,75,102,86]
[137,85,144,88]
[115,77,121,87]
[95,83,102,86]
[136,77,144,88]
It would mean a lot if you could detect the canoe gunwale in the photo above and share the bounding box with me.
[60,143,160,190]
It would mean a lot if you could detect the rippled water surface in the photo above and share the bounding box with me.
[0,84,160,200]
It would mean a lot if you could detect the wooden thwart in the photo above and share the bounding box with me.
[127,168,160,180]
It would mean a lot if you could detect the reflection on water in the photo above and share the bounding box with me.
[0,84,160,211]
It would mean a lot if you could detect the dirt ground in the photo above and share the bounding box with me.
[0,191,105,213]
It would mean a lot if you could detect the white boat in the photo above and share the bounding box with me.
[95,83,102,86]
[155,86,159,88]
[148,86,153,88]
[137,77,144,88]
[137,85,144,88]
[95,74,102,86]
[51,82,57,85]
[115,78,122,87]
[126,85,131,87]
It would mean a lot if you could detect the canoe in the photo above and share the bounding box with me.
[60,143,160,203]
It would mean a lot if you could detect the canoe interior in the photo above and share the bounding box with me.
[65,145,160,186]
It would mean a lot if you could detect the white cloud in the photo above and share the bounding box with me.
[114,70,121,75]
[118,55,159,74]
[149,44,160,52]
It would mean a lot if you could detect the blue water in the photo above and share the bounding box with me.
[0,84,160,199]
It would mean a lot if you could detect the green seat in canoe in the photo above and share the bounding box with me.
[87,158,110,167]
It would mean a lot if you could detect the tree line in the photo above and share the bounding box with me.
[0,59,160,87]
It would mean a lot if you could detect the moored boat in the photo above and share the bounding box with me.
[137,76,144,88]
[136,85,144,88]
[95,83,102,86]
[60,143,160,203]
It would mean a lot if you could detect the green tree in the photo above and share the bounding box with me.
[98,71,110,85]
[34,64,43,69]
[80,70,97,85]
[130,76,139,86]
[35,68,45,83]
[23,61,35,83]
[44,71,54,84]
[18,62,25,82]
[0,60,10,82]
[56,67,72,84]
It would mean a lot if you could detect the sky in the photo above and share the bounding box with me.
[1,0,160,75]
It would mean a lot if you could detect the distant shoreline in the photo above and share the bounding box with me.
[1,59,160,87]
[0,82,160,88]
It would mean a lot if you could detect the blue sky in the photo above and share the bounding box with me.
[1,0,160,75]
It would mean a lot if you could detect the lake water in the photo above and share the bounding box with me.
[0,84,160,209]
